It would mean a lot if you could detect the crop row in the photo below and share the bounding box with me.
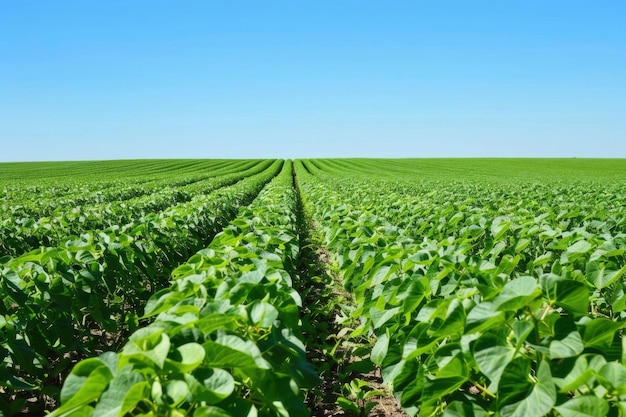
[0,160,274,257]
[295,160,626,417]
[301,160,626,319]
[0,161,282,415]
[49,160,318,417]
[0,160,261,221]
[2,158,625,416]
[0,159,248,185]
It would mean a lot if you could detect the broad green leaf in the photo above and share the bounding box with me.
[554,396,610,417]
[491,217,511,240]
[54,359,113,415]
[444,400,488,417]
[597,362,626,396]
[613,292,626,312]
[512,321,534,352]
[370,306,400,329]
[422,353,468,400]
[162,380,189,407]
[371,330,389,366]
[586,261,626,289]
[553,355,597,393]
[336,397,360,414]
[465,301,504,334]
[566,241,592,262]
[193,406,231,417]
[203,334,269,370]
[196,368,236,404]
[579,318,625,349]
[499,360,556,417]
[402,322,439,359]
[249,301,279,327]
[548,317,584,359]
[472,329,515,391]
[495,254,520,277]
[540,274,589,315]
[165,342,206,373]
[397,359,425,407]
[143,289,184,318]
[428,298,466,339]
[196,313,240,334]
[396,278,425,315]
[498,356,533,406]
[121,329,170,370]
[493,276,541,312]
[92,372,147,417]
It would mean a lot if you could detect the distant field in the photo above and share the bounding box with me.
[3,158,625,182]
[1,158,625,417]
[310,158,626,181]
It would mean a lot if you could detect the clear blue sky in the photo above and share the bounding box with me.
[1,1,624,161]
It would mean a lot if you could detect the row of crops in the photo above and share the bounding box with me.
[1,158,625,416]
[296,159,626,417]
[0,160,282,414]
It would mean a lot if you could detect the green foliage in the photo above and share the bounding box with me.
[0,160,282,409]
[295,158,626,417]
[2,158,626,416]
[49,161,318,416]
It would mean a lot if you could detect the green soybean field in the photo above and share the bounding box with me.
[1,158,625,417]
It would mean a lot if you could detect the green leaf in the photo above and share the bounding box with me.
[397,278,426,315]
[512,321,534,352]
[554,396,610,417]
[493,276,540,312]
[121,328,170,370]
[465,301,505,334]
[422,353,468,400]
[370,306,400,329]
[193,406,231,417]
[165,342,205,373]
[540,274,589,315]
[443,400,488,417]
[162,380,189,407]
[54,407,96,417]
[203,334,269,370]
[196,368,236,404]
[336,397,360,414]
[3,374,38,391]
[371,330,389,366]
[586,262,626,289]
[566,241,592,262]
[395,359,424,407]
[196,313,240,334]
[491,217,511,240]
[496,254,520,277]
[402,322,439,359]
[580,318,625,349]
[249,301,279,327]
[92,372,148,417]
[428,298,466,339]
[472,329,515,391]
[597,362,626,396]
[54,359,113,415]
[143,289,184,318]
[499,360,556,417]
[222,398,258,417]
[553,355,598,392]
[548,317,584,359]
